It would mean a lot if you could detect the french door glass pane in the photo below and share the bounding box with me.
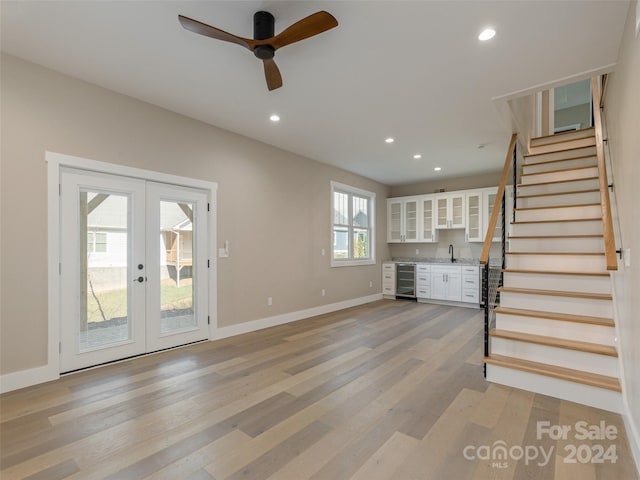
[160,201,196,334]
[80,191,130,350]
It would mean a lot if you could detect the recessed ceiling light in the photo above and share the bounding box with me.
[269,114,280,122]
[434,167,442,171]
[385,137,395,144]
[478,28,496,41]
[413,154,422,159]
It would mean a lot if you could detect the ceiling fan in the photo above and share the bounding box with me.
[178,10,338,91]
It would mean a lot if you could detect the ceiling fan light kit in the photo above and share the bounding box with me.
[178,10,338,91]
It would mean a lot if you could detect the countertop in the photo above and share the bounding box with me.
[387,257,479,266]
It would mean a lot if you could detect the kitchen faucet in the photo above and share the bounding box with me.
[449,244,456,263]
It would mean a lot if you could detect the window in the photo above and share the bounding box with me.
[331,181,375,266]
[87,231,108,253]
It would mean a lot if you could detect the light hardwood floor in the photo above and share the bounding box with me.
[1,300,638,479]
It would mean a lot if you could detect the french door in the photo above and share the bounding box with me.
[59,168,209,372]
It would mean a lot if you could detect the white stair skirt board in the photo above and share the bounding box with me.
[508,236,604,253]
[518,178,600,196]
[518,190,601,208]
[520,167,599,185]
[515,204,602,222]
[506,253,607,273]
[486,364,623,413]
[495,313,616,345]
[489,337,618,377]
[499,289,613,317]
[524,145,597,164]
[529,128,595,148]
[510,219,603,236]
[528,136,596,155]
[522,156,597,174]
[502,271,611,294]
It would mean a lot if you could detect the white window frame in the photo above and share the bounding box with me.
[330,181,376,267]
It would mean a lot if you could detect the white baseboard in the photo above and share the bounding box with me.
[212,293,383,341]
[623,400,640,478]
[0,294,383,394]
[0,364,59,394]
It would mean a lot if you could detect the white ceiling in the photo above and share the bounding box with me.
[0,1,630,185]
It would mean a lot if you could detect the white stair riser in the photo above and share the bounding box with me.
[503,271,611,294]
[530,129,595,148]
[524,146,596,164]
[490,337,618,377]
[511,220,603,236]
[528,136,596,155]
[506,254,607,273]
[509,236,604,253]
[518,178,599,196]
[486,364,622,413]
[521,167,599,185]
[523,156,597,174]
[518,191,601,208]
[495,314,616,345]
[499,291,613,317]
[515,204,601,223]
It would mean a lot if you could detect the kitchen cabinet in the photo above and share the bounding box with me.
[435,193,465,229]
[483,186,513,242]
[465,191,483,242]
[461,265,479,304]
[416,263,431,299]
[430,265,462,301]
[420,196,438,243]
[387,197,420,243]
[382,262,396,296]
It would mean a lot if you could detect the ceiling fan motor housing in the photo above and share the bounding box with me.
[253,11,275,59]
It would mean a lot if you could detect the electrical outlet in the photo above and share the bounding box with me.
[321,248,325,256]
[321,289,326,297]
[416,249,420,255]
[624,248,631,268]
[369,281,373,288]
[267,296,273,306]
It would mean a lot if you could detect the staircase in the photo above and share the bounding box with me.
[484,126,623,413]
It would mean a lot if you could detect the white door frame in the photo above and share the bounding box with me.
[47,151,217,376]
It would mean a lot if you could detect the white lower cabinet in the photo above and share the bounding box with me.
[461,266,480,304]
[382,262,396,296]
[416,264,431,299]
[430,265,462,302]
[384,262,478,306]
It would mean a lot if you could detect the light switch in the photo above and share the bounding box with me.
[624,248,631,268]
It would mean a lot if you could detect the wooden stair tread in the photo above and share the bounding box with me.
[490,328,617,356]
[498,286,612,300]
[485,354,621,391]
[506,251,604,256]
[518,176,599,188]
[512,217,602,225]
[530,127,594,142]
[508,234,603,239]
[528,137,595,151]
[524,145,597,158]
[502,268,609,277]
[514,202,600,211]
[494,306,614,327]
[518,188,600,199]
[525,154,597,168]
[522,165,598,177]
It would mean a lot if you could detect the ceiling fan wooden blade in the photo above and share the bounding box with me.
[263,59,283,91]
[178,15,256,51]
[270,11,338,50]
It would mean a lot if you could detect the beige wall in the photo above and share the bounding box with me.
[0,54,390,375]
[605,1,640,464]
[554,103,591,130]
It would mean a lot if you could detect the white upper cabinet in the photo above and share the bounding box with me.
[483,186,513,242]
[465,191,483,242]
[435,193,466,229]
[420,196,438,243]
[387,197,421,243]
